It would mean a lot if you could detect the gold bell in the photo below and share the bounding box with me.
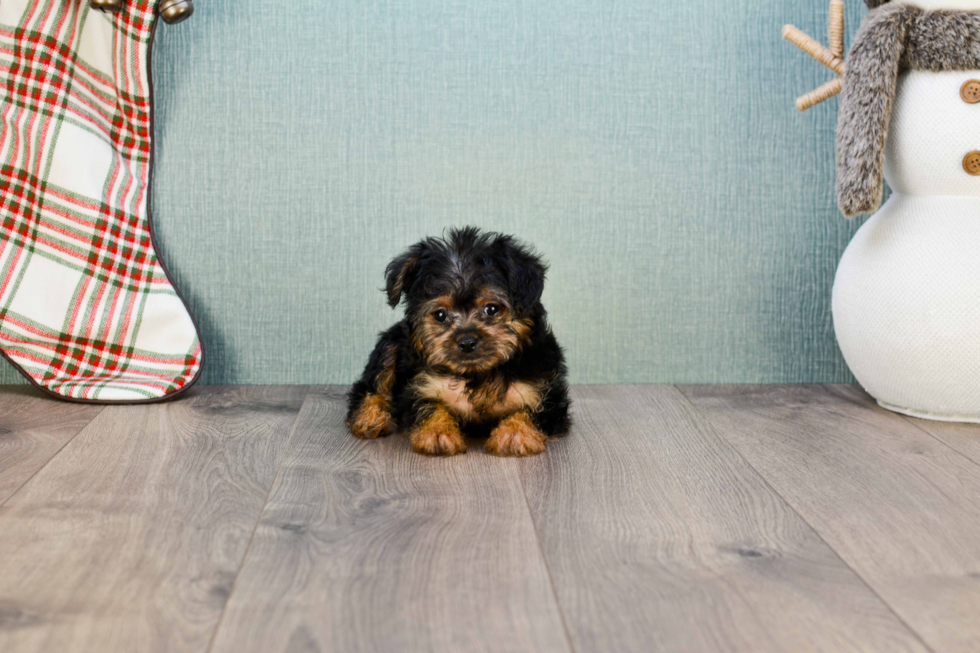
[159,0,194,24]
[90,0,124,12]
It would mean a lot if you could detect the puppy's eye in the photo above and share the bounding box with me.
[433,309,448,323]
[484,304,500,317]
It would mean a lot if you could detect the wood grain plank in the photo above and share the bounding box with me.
[681,384,980,653]
[522,385,927,653]
[209,386,571,653]
[891,407,980,469]
[0,386,104,505]
[0,385,307,653]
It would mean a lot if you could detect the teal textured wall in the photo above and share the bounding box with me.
[1,0,872,385]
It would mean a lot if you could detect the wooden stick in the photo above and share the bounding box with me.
[829,0,845,58]
[796,77,843,111]
[782,24,846,75]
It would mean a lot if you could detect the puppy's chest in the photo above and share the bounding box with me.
[416,374,540,422]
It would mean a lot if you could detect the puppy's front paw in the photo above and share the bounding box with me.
[409,406,467,456]
[411,428,467,456]
[349,394,394,440]
[487,413,547,457]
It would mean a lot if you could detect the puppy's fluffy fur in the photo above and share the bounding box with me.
[347,227,570,457]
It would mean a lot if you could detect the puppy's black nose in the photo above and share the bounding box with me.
[457,335,478,353]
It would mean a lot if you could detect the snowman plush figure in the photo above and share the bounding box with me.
[831,0,980,421]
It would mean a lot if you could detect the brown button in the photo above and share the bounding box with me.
[962,80,980,103]
[965,151,980,175]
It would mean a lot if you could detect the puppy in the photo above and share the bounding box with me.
[347,227,570,456]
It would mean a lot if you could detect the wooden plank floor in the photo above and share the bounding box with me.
[0,385,978,652]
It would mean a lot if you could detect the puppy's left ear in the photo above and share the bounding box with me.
[385,244,425,308]
[496,236,547,314]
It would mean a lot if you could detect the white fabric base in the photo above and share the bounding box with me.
[878,399,980,423]
[834,194,980,420]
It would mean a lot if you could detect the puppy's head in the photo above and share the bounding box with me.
[385,227,547,375]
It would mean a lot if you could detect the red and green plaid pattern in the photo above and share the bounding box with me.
[0,0,202,402]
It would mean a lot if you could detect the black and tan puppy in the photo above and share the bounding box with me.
[347,227,570,456]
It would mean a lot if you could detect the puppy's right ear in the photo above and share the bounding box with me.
[384,245,424,308]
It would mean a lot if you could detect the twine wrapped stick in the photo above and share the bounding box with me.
[783,0,846,111]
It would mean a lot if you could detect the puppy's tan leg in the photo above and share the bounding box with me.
[486,411,547,457]
[349,344,397,439]
[349,393,395,439]
[409,404,467,456]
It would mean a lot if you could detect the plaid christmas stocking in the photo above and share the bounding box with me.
[0,0,203,402]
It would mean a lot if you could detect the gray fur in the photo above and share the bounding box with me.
[864,0,891,8]
[836,4,916,217]
[837,6,980,217]
[904,11,980,70]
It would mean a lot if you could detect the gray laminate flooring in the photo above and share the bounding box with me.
[0,384,977,652]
